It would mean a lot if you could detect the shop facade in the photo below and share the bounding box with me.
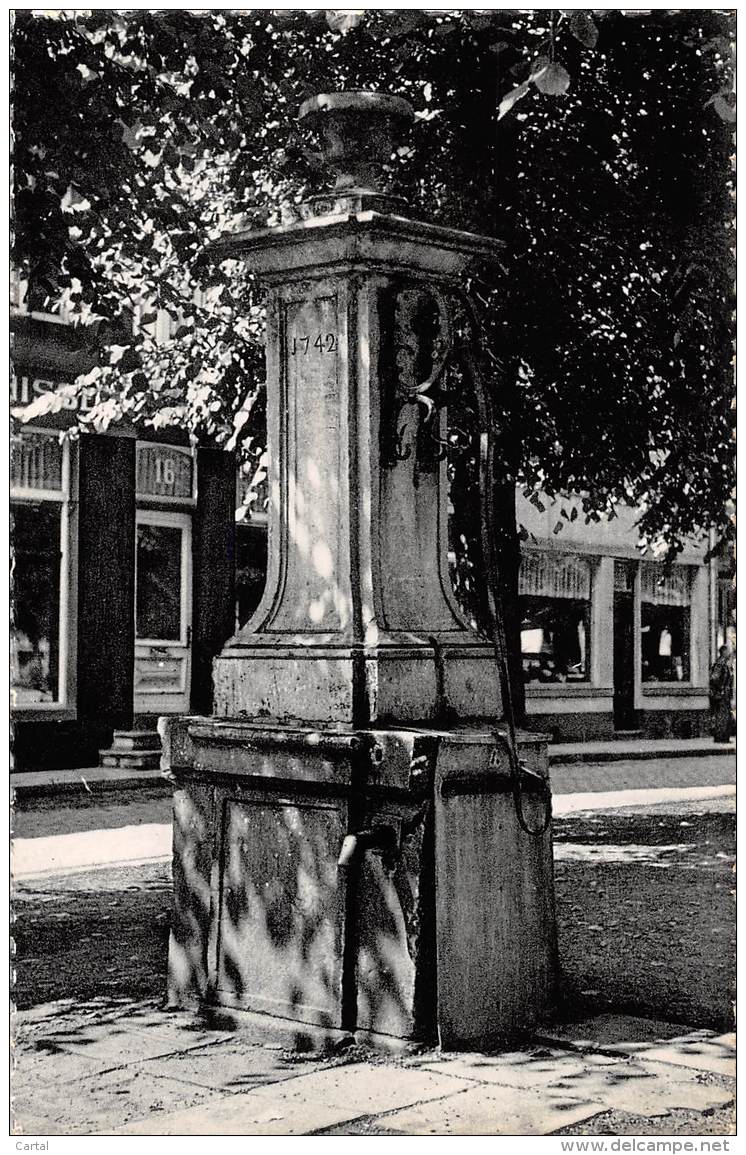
[224,489,730,744]
[11,310,236,770]
[516,491,730,741]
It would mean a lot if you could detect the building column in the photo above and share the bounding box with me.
[77,433,136,733]
[592,556,615,689]
[190,446,236,716]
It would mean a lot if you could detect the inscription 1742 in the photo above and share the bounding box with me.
[290,332,337,355]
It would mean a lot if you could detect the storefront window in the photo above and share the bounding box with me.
[11,503,62,704]
[519,553,592,684]
[641,564,692,682]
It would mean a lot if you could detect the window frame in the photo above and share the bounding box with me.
[639,562,695,688]
[134,508,192,649]
[11,429,77,714]
[519,550,595,687]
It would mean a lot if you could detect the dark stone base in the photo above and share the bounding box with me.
[162,716,557,1048]
[523,713,617,743]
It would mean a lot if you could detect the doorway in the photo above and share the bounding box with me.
[133,509,192,715]
[613,560,637,731]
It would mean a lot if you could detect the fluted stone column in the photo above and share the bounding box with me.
[213,94,503,727]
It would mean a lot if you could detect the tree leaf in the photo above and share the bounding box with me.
[566,11,598,50]
[529,55,551,79]
[325,10,364,34]
[532,62,571,96]
[710,94,736,123]
[384,12,425,39]
[463,12,496,32]
[498,81,531,120]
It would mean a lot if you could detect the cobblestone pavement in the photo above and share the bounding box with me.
[11,998,735,1136]
[553,810,735,1029]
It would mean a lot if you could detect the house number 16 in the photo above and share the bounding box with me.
[155,457,177,485]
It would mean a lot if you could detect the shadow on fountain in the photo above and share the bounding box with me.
[166,771,436,1048]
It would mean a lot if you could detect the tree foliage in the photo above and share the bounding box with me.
[11,9,735,551]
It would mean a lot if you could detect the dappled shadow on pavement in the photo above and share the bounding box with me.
[11,993,735,1136]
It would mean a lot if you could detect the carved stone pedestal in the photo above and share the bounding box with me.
[164,92,557,1049]
[211,210,504,726]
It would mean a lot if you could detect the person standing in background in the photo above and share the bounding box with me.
[709,646,734,743]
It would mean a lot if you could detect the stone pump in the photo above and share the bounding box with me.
[162,92,557,1050]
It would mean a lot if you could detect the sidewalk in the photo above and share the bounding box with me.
[12,823,173,880]
[10,737,736,802]
[12,755,735,878]
[11,998,735,1136]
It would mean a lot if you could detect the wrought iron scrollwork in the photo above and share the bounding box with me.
[382,281,454,470]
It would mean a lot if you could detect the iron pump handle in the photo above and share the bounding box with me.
[387,283,454,465]
[407,287,452,419]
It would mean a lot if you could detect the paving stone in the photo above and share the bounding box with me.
[11,1114,57,1137]
[151,1005,352,1054]
[44,1017,225,1065]
[122,1018,236,1054]
[544,1060,733,1118]
[421,1046,733,1118]
[142,1040,331,1093]
[419,1049,616,1089]
[639,1039,736,1079]
[114,1062,473,1135]
[12,1066,225,1135]
[11,1000,78,1026]
[13,1000,161,1047]
[377,1083,603,1135]
[12,1042,111,1087]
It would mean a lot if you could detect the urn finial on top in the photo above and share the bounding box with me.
[299,91,414,212]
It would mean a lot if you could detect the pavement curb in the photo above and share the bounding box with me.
[11,768,172,803]
[549,744,735,765]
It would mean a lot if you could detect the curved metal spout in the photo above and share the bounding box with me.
[337,825,399,870]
